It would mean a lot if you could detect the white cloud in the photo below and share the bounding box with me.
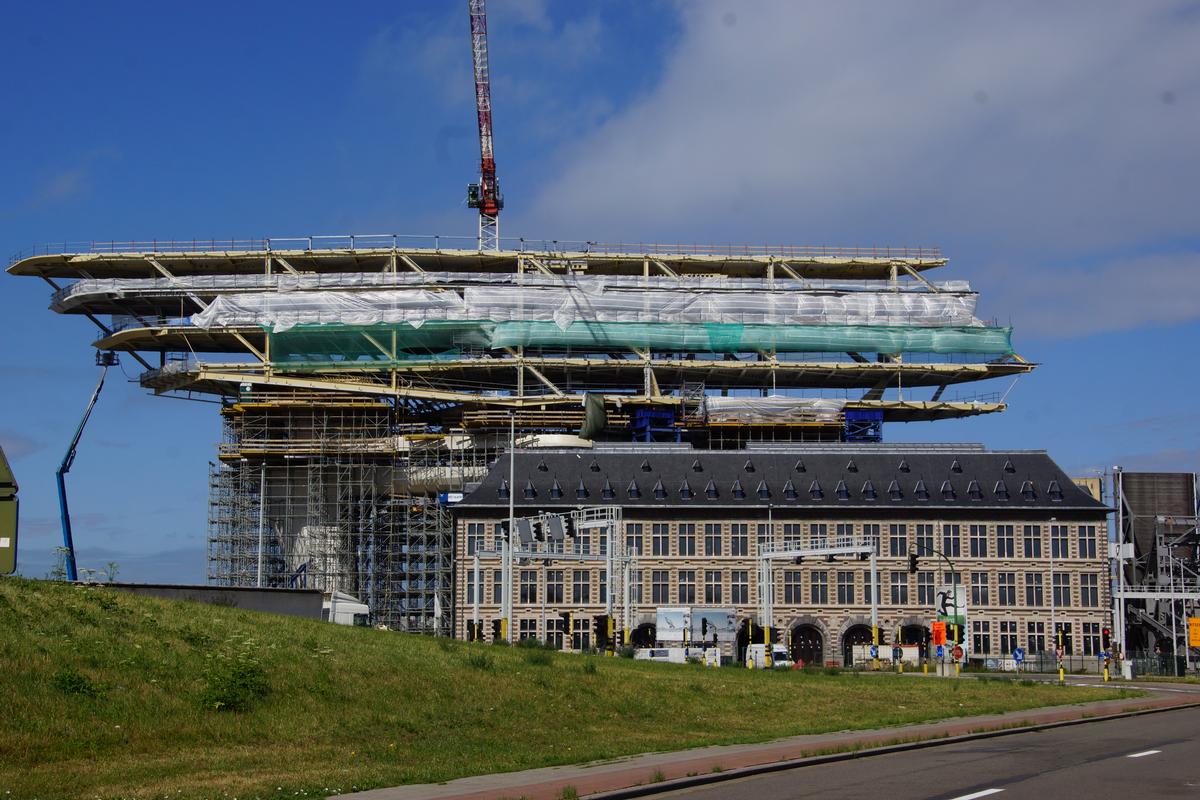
[523,1,1200,256]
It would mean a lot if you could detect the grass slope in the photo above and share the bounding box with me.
[0,578,1134,799]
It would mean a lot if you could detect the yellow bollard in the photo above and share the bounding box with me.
[923,660,928,674]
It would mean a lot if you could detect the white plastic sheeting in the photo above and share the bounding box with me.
[702,396,847,423]
[190,287,982,332]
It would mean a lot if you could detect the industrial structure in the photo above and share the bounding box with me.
[8,237,1033,634]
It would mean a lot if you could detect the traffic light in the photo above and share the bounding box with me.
[491,619,502,642]
[594,614,610,650]
[701,617,709,636]
[770,627,781,644]
[467,620,483,641]
[498,520,511,541]
[950,623,964,645]
[1102,627,1112,650]
[908,553,919,574]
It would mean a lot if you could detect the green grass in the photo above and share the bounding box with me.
[0,577,1138,800]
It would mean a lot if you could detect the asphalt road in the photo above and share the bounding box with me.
[653,706,1200,799]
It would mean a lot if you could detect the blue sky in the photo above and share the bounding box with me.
[2,1,1197,582]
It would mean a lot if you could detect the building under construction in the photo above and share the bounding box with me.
[8,236,1034,632]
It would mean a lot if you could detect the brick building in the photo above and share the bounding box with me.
[453,444,1109,666]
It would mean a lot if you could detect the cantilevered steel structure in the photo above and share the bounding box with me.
[9,234,1034,631]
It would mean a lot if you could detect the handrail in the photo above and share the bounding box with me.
[10,234,943,267]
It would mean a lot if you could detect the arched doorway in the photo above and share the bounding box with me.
[901,624,930,660]
[791,624,823,667]
[842,624,873,666]
[630,622,656,648]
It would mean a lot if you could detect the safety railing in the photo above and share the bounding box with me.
[10,234,943,266]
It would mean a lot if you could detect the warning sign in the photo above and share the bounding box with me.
[1188,617,1200,648]
[932,621,947,646]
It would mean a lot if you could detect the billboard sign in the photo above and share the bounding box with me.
[656,606,692,643]
[690,607,737,644]
[935,584,968,627]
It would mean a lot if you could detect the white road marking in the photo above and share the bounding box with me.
[948,790,1004,800]
[1126,750,1162,758]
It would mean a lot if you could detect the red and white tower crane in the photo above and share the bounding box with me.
[467,0,503,251]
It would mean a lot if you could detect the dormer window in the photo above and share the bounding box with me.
[744,458,755,473]
[757,480,770,499]
[705,479,718,499]
[627,479,641,499]
[794,459,806,473]
[653,479,666,500]
[732,479,746,499]
[835,480,849,501]
[810,480,824,500]
[1048,480,1064,502]
[914,480,929,501]
[576,478,589,499]
[888,480,902,501]
[601,478,614,500]
[550,479,563,499]
[536,458,548,472]
[950,459,962,473]
[1003,459,1015,473]
[588,458,600,473]
[846,459,858,473]
[680,479,694,500]
[862,480,877,500]
[994,480,1010,500]
[783,480,797,499]
[523,480,537,499]
[691,458,703,472]
[1020,480,1036,501]
[899,459,910,473]
[967,480,982,500]
[941,480,956,501]
[640,459,651,472]
[498,479,510,499]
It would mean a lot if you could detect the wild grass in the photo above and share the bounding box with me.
[0,577,1136,800]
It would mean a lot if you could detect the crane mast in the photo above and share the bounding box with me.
[467,0,503,251]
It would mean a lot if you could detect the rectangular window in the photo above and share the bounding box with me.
[518,618,538,641]
[572,570,590,604]
[1053,573,1070,608]
[652,524,670,556]
[1027,621,1045,653]
[547,616,565,649]
[546,570,564,604]
[783,570,803,604]
[915,524,934,557]
[466,567,479,604]
[997,572,1016,606]
[731,570,749,604]
[942,524,961,558]
[811,570,829,604]
[574,532,591,556]
[889,524,908,557]
[864,570,881,604]
[863,523,881,554]
[572,618,590,651]
[1055,622,1074,655]
[730,523,749,556]
[466,522,485,556]
[1080,573,1099,607]
[757,523,773,553]
[972,620,992,654]
[492,569,503,604]
[625,523,643,556]
[704,523,723,556]
[996,524,1015,558]
[599,569,607,603]
[599,532,607,556]
[1023,524,1042,558]
[809,522,827,548]
[1024,572,1043,607]
[1078,525,1097,559]
[630,570,643,604]
[520,569,538,604]
[943,570,961,587]
[890,571,909,605]
[1083,622,1100,655]
[705,570,723,604]
[836,522,855,545]
[678,524,696,557]
[837,571,855,605]
[1050,524,1069,559]
[651,570,669,604]
[969,524,988,557]
[1000,620,1018,654]
[678,570,696,604]
[783,523,803,549]
[970,571,989,606]
[917,571,934,605]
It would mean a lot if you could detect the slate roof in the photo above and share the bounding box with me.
[458,448,1108,513]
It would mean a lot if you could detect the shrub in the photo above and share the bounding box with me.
[52,667,104,698]
[466,652,495,671]
[523,648,554,666]
[201,650,270,712]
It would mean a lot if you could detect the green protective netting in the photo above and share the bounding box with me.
[267,321,1013,369]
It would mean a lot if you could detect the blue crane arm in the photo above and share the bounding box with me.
[56,366,108,582]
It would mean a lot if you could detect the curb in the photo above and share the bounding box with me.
[586,701,1200,799]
